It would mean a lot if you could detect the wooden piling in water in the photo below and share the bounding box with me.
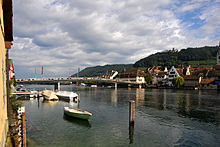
[129,100,135,126]
[37,90,40,98]
[78,93,80,102]
[78,93,80,108]
[22,112,26,147]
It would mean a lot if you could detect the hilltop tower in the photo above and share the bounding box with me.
[217,41,220,65]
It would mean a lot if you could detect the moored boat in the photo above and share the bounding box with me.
[42,90,58,101]
[64,107,92,120]
[55,91,78,102]
[91,85,97,88]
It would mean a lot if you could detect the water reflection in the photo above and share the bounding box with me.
[136,88,145,106]
[22,85,220,146]
[218,112,220,128]
[69,101,78,107]
[174,135,202,147]
[36,97,44,109]
[185,92,190,113]
[111,89,117,105]
[175,90,183,110]
[63,115,91,128]
[141,89,220,124]
[163,89,167,110]
[198,90,202,105]
[129,125,134,144]
[42,100,58,107]
[153,89,160,109]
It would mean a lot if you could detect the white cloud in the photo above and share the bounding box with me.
[198,4,220,35]
[112,32,123,40]
[11,0,220,78]
[178,3,202,12]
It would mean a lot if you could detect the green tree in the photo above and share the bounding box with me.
[9,76,17,86]
[13,77,17,86]
[173,77,184,88]
[10,95,22,112]
[145,73,153,85]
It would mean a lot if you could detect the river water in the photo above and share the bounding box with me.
[22,85,220,147]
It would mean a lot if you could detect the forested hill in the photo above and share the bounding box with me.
[72,64,133,77]
[72,46,218,77]
[134,46,218,68]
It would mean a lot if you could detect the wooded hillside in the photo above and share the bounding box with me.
[72,64,133,77]
[72,46,218,77]
[134,46,218,68]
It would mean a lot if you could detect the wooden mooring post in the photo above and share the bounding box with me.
[78,93,80,102]
[54,82,60,91]
[129,100,135,126]
[129,100,135,144]
[22,112,26,147]
[17,107,26,147]
[78,93,80,108]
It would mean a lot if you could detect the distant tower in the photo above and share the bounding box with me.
[164,66,168,72]
[217,41,220,65]
[186,65,191,75]
[77,67,80,77]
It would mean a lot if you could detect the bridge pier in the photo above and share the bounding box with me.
[115,82,117,89]
[54,82,60,91]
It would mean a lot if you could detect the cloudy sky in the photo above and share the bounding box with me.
[10,0,220,78]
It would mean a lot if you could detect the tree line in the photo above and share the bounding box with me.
[72,46,218,77]
[134,46,218,68]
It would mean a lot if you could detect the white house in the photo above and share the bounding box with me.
[151,67,168,86]
[110,70,118,79]
[167,66,180,86]
[115,68,146,84]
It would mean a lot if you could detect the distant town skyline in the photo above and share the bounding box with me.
[10,0,220,78]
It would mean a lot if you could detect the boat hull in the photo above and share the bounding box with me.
[56,95,76,102]
[55,91,78,102]
[64,108,92,120]
[42,90,58,101]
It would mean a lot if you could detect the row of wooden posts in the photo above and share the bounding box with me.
[16,107,26,147]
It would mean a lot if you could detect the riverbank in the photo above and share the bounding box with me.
[5,95,25,147]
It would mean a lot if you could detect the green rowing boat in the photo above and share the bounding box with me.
[64,107,92,120]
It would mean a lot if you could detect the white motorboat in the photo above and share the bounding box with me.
[80,83,86,86]
[55,91,78,102]
[30,90,38,98]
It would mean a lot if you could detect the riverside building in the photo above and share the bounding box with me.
[0,0,13,146]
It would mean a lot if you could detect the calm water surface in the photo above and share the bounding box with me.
[23,85,220,147]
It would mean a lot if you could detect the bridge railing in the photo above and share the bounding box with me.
[17,77,140,84]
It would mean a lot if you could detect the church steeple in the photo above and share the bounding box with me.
[217,41,220,65]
